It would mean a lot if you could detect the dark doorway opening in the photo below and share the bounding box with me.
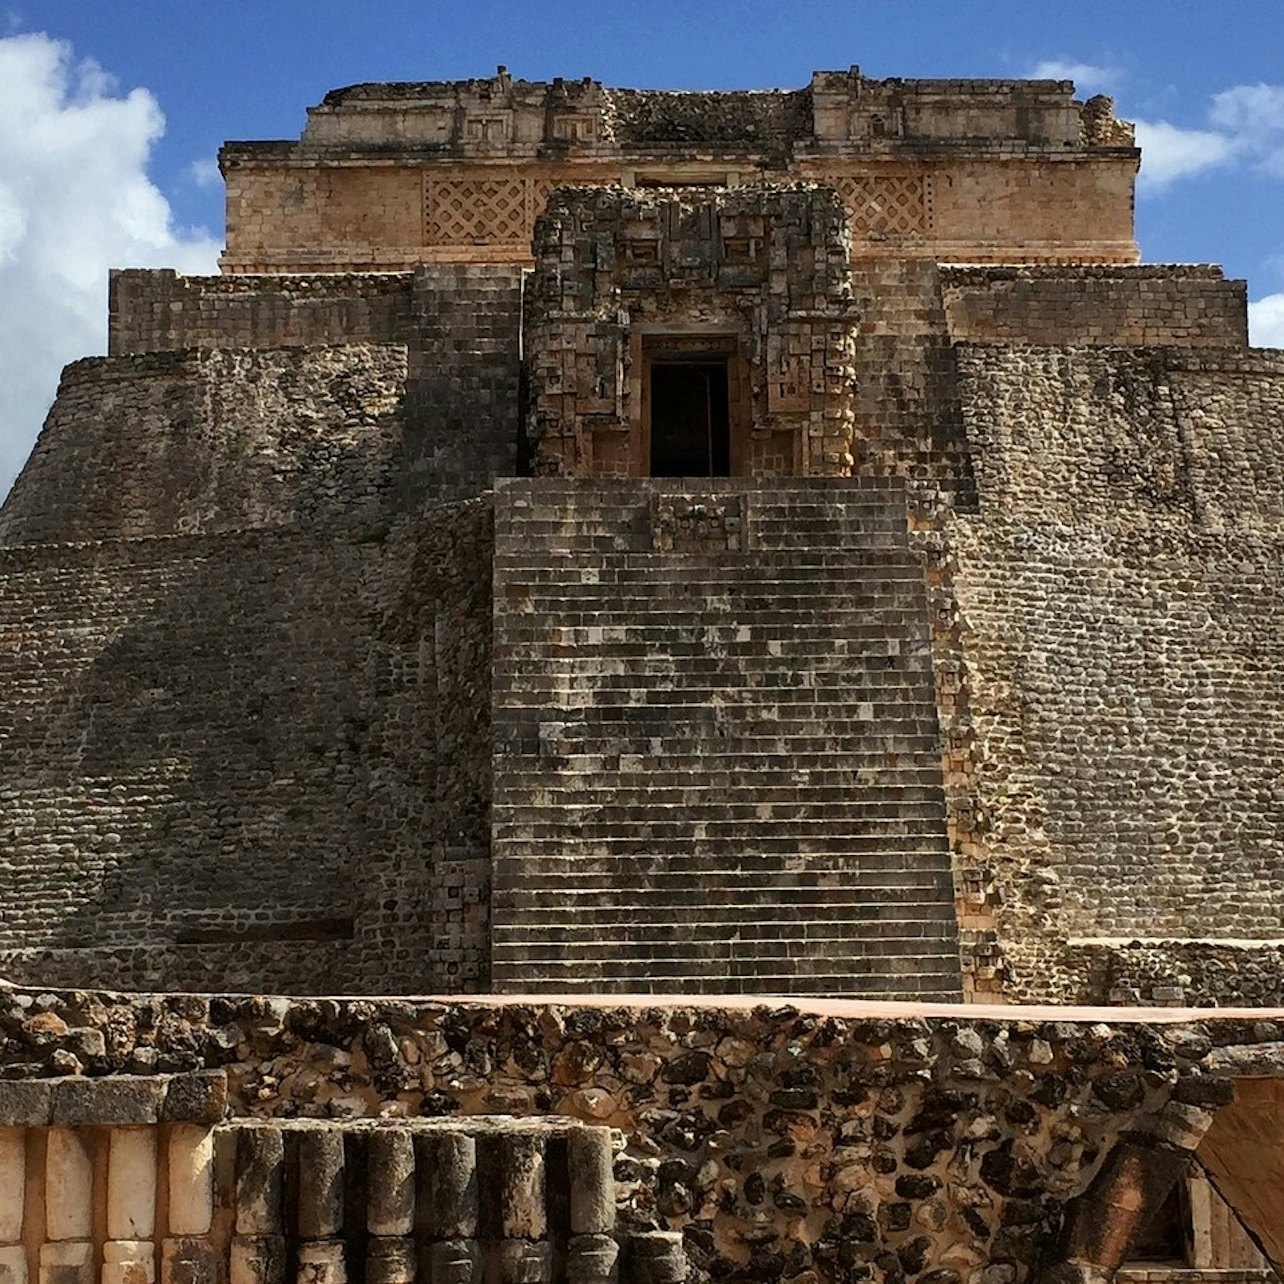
[1129,1183,1190,1266]
[649,361,730,477]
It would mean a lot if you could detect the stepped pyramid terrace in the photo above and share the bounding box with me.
[1,66,1284,1284]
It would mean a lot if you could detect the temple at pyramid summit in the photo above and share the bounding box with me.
[1,67,1284,1281]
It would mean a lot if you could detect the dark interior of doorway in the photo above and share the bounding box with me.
[650,361,731,477]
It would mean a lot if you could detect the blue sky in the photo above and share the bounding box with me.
[1,0,1283,489]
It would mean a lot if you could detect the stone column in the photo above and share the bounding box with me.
[232,1128,285,1284]
[104,1127,159,1284]
[1035,1102,1217,1284]
[40,1130,94,1284]
[163,1127,217,1284]
[295,1130,346,1284]
[416,1133,480,1284]
[622,1233,687,1284]
[168,1128,214,1236]
[366,1131,415,1284]
[495,1134,551,1284]
[568,1130,617,1284]
[368,1132,415,1237]
[0,1128,26,1284]
[108,1127,158,1237]
[102,1242,155,1284]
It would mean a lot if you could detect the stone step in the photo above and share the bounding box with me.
[493,910,959,937]
[496,799,947,820]
[496,762,946,782]
[494,865,954,887]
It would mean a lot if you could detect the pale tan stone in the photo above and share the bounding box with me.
[0,1130,24,1244]
[102,1241,156,1284]
[0,1245,27,1284]
[108,1129,157,1240]
[43,1131,93,1242]
[38,1241,92,1284]
[166,1128,213,1237]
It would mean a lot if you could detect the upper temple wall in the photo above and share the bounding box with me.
[218,69,1139,272]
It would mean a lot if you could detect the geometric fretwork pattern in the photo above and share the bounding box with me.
[528,177,560,225]
[830,173,930,239]
[425,178,530,245]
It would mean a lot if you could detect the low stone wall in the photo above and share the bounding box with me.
[107,270,416,356]
[0,990,1258,1284]
[0,346,408,546]
[940,265,1247,349]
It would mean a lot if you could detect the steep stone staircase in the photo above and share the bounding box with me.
[490,477,962,998]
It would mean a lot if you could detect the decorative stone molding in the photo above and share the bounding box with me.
[0,1101,687,1284]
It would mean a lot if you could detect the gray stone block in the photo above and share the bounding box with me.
[0,1078,53,1126]
[162,1071,228,1125]
[52,1075,165,1126]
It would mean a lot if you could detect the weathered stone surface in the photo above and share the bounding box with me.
[417,1132,478,1240]
[569,1129,615,1236]
[364,1239,414,1284]
[215,71,1138,275]
[294,1129,345,1239]
[162,1072,228,1125]
[107,1129,158,1239]
[235,1129,284,1236]
[52,1077,165,1127]
[0,990,1278,1280]
[0,1130,22,1243]
[367,1131,415,1236]
[0,1245,26,1284]
[44,1129,94,1241]
[0,1080,52,1127]
[160,1238,219,1284]
[167,1127,215,1237]
[37,1241,93,1284]
[2,55,1284,1284]
[102,1240,156,1284]
[228,1237,285,1284]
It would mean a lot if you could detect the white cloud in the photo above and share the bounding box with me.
[1210,83,1284,135]
[1249,294,1284,348]
[1209,83,1284,176]
[1129,80,1284,192]
[189,156,221,188]
[0,33,220,497]
[1027,60,1120,96]
[1133,119,1236,190]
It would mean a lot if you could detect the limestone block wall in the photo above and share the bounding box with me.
[0,1067,684,1284]
[0,1072,224,1284]
[107,270,415,355]
[0,347,407,546]
[0,503,493,995]
[846,258,974,504]
[0,991,1258,1284]
[106,267,525,506]
[938,344,1284,1005]
[490,477,960,998]
[220,72,1140,271]
[219,153,1140,271]
[940,265,1248,348]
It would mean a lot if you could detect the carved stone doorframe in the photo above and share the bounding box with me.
[630,330,750,477]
